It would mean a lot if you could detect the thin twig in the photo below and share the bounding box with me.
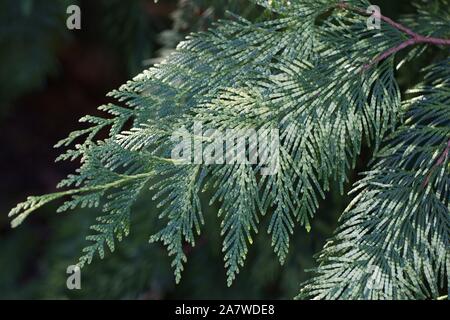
[336,2,450,69]
[435,140,450,167]
[423,140,450,187]
[336,3,450,186]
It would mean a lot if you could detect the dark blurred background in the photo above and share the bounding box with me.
[0,0,436,299]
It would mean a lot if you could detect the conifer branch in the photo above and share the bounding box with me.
[7,0,450,296]
[337,2,450,69]
[298,59,450,299]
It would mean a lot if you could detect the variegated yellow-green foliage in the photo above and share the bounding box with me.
[9,0,449,298]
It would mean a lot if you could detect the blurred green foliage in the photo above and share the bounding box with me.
[0,0,72,111]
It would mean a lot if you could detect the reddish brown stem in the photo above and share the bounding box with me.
[436,140,450,167]
[337,2,450,69]
[423,140,450,187]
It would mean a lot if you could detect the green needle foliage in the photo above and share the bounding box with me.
[8,0,450,299]
[297,59,450,299]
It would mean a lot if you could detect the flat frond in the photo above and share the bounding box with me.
[297,60,450,300]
